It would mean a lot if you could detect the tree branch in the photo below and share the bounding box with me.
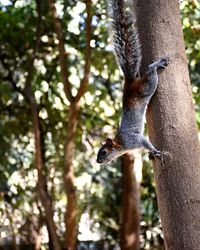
[48,0,74,103]
[23,0,42,101]
[75,0,92,102]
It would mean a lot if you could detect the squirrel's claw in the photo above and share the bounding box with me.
[157,56,171,69]
[148,150,162,160]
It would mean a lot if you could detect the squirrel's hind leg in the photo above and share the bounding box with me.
[139,57,170,97]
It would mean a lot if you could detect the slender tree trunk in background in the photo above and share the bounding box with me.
[31,102,62,250]
[63,103,79,249]
[1,1,62,248]
[121,152,141,250]
[48,0,92,248]
[136,1,200,249]
[24,2,62,249]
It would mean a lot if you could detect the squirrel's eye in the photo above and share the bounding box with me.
[102,149,108,156]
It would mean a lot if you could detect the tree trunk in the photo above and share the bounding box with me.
[31,102,62,250]
[121,152,141,250]
[48,1,92,248]
[1,1,61,248]
[64,102,80,250]
[136,1,200,249]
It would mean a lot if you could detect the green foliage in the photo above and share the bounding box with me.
[181,0,200,127]
[0,0,199,249]
[88,161,122,245]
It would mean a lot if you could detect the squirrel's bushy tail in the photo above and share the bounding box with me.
[108,0,141,80]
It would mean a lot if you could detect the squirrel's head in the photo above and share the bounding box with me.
[97,138,124,164]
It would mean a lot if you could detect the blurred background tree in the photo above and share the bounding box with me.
[0,0,199,249]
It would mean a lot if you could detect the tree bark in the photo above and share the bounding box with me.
[1,0,62,248]
[63,103,79,249]
[121,152,141,250]
[30,101,62,250]
[136,1,200,249]
[48,1,92,249]
[24,1,62,249]
[48,0,74,103]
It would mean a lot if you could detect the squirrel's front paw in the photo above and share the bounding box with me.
[148,150,162,160]
[157,56,171,69]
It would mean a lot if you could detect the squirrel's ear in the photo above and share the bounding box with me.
[106,138,113,146]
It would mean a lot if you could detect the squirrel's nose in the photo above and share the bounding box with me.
[97,158,102,164]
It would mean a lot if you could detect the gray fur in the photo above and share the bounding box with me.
[108,0,141,79]
[96,0,170,164]
[97,58,170,164]
[117,57,170,152]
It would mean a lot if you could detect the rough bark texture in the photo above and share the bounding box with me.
[136,1,200,249]
[121,152,140,250]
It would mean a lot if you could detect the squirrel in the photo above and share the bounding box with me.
[97,0,170,164]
